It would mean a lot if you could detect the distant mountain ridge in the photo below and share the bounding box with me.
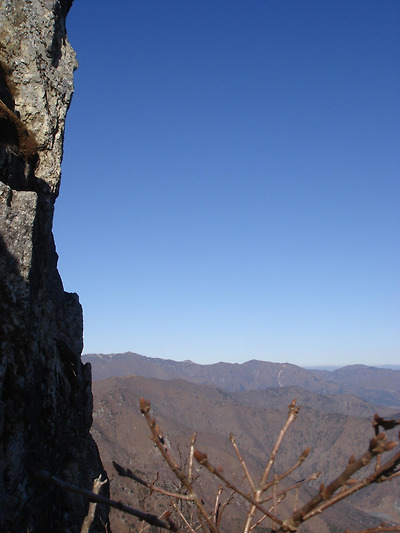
[84,352,400,407]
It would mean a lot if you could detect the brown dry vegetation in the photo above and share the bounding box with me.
[90,375,400,532]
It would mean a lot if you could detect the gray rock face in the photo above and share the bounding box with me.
[0,1,109,531]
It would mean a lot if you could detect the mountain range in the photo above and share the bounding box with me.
[84,352,400,407]
[85,352,400,531]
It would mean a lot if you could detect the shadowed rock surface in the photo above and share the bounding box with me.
[0,1,109,531]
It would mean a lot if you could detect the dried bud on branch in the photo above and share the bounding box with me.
[139,397,151,414]
[300,447,310,460]
[194,450,208,465]
[373,414,400,436]
[288,399,300,417]
[370,434,389,454]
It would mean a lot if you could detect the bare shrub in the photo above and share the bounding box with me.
[35,400,400,532]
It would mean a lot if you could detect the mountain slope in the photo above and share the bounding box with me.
[311,364,400,406]
[91,375,400,532]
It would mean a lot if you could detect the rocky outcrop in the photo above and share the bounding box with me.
[0,1,109,531]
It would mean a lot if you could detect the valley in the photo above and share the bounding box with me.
[86,354,400,532]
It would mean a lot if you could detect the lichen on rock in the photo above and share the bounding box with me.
[0,1,109,531]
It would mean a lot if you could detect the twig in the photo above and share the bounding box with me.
[261,472,320,504]
[113,462,194,501]
[140,397,219,533]
[33,468,184,532]
[261,447,311,492]
[170,501,197,533]
[212,486,223,525]
[188,433,197,485]
[272,475,278,528]
[230,433,255,492]
[81,474,108,533]
[293,485,299,514]
[372,415,400,475]
[260,400,300,488]
[194,449,282,526]
[250,496,286,531]
[243,399,299,533]
[216,490,235,527]
[301,447,400,523]
[278,434,400,531]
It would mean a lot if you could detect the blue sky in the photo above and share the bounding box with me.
[54,0,399,367]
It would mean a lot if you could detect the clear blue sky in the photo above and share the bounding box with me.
[54,0,399,367]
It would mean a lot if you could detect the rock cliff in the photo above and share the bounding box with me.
[0,1,109,531]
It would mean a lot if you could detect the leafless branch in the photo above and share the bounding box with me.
[194,449,282,526]
[230,433,256,492]
[261,472,320,504]
[216,490,235,527]
[188,433,197,485]
[261,447,312,492]
[113,461,194,501]
[171,501,197,533]
[276,433,400,532]
[260,400,300,489]
[33,468,185,532]
[243,399,300,533]
[140,397,219,533]
[78,401,400,533]
[80,474,108,533]
[211,485,223,525]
